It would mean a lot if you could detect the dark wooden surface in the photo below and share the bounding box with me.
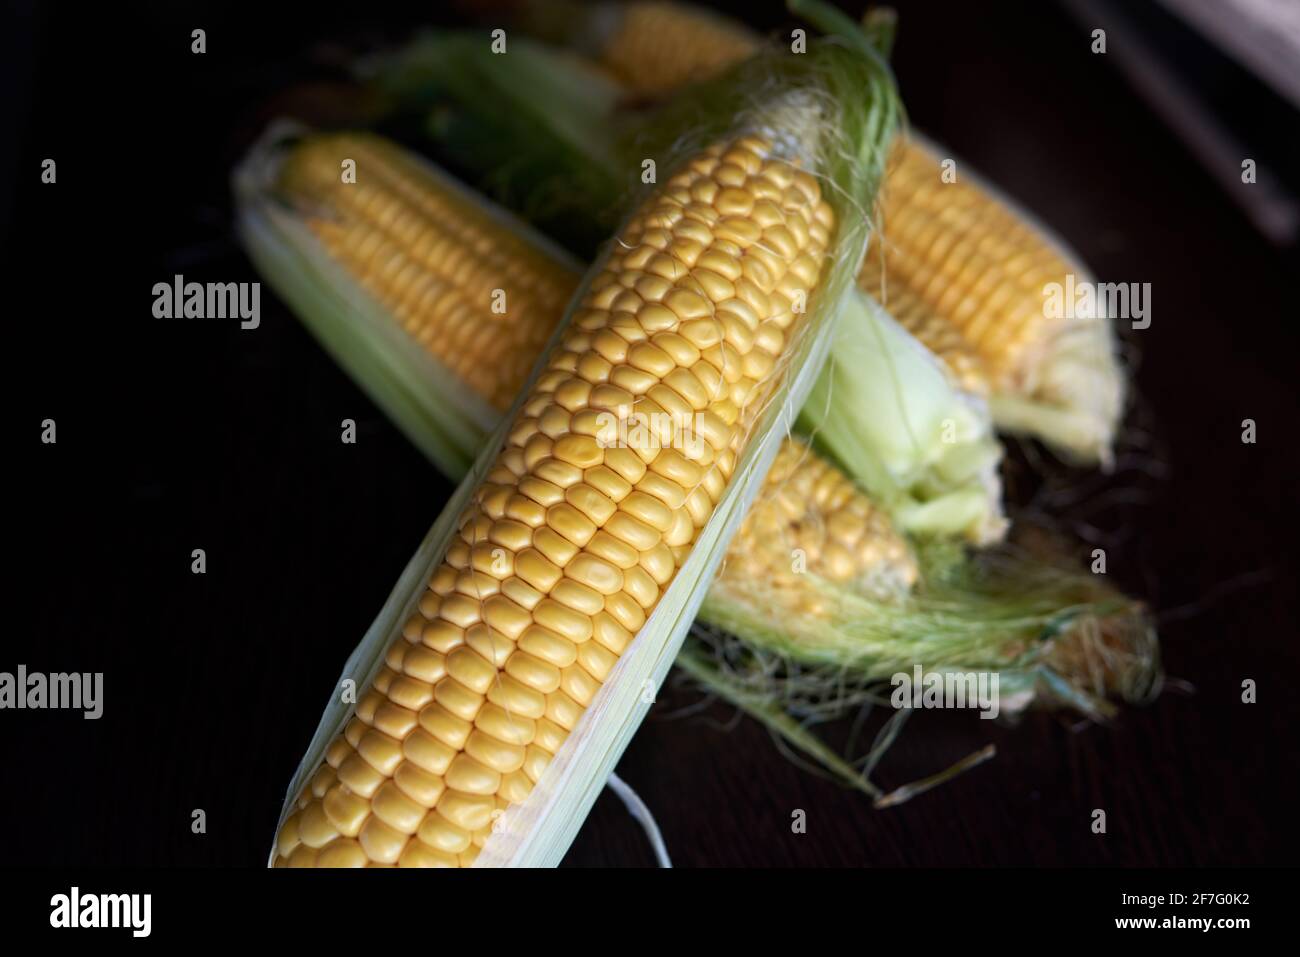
[6,0,1297,868]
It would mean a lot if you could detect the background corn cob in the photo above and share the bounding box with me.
[716,435,918,604]
[862,135,1123,462]
[281,133,574,410]
[273,130,842,866]
[588,0,764,95]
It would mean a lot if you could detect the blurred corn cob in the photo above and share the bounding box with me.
[279,133,574,410]
[724,436,918,601]
[375,0,1124,463]
[544,0,764,95]
[860,136,1123,463]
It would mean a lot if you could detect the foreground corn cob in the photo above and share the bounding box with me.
[272,130,840,867]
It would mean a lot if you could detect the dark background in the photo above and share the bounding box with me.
[4,0,1297,868]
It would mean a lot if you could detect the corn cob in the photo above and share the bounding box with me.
[866,142,1063,394]
[590,0,763,95]
[720,436,916,596]
[272,131,838,867]
[280,133,575,411]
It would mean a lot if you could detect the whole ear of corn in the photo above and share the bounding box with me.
[263,13,906,862]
